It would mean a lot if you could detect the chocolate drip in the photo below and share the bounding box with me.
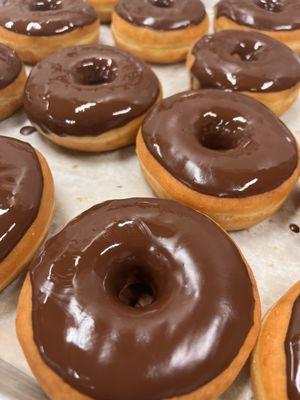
[0,43,21,89]
[115,0,206,30]
[285,295,300,400]
[0,0,97,36]
[290,224,300,234]
[24,45,160,137]
[30,198,255,400]
[191,30,300,93]
[216,0,300,31]
[142,90,298,198]
[0,136,43,261]
[20,126,36,136]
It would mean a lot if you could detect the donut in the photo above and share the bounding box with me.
[0,43,26,120]
[0,136,54,291]
[17,198,260,400]
[87,0,116,22]
[111,0,209,64]
[24,45,161,152]
[251,282,300,400]
[0,0,100,64]
[215,0,300,54]
[136,90,300,231]
[187,30,300,116]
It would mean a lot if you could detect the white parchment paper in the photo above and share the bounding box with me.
[0,2,299,399]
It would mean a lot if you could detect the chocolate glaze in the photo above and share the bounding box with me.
[0,136,43,262]
[191,30,300,93]
[216,0,300,31]
[30,198,255,400]
[0,0,97,36]
[142,90,298,198]
[115,0,206,31]
[0,43,21,89]
[285,295,300,400]
[24,45,160,137]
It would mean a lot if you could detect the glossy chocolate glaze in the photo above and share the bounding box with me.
[142,90,298,198]
[216,0,300,31]
[0,136,43,262]
[24,45,160,137]
[285,295,300,400]
[115,0,206,31]
[191,30,300,93]
[0,43,21,89]
[30,198,255,400]
[0,0,97,37]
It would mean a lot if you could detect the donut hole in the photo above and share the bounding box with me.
[73,58,117,86]
[232,40,264,62]
[108,265,157,309]
[199,113,248,151]
[150,0,174,8]
[30,0,62,11]
[254,0,284,12]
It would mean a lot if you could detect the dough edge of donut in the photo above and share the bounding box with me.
[136,131,300,231]
[87,0,116,23]
[0,146,55,291]
[0,20,100,65]
[186,52,300,116]
[16,206,261,400]
[251,282,300,400]
[111,12,210,64]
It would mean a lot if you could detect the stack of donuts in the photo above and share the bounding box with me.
[0,0,298,399]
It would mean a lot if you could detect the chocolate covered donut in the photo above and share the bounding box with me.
[24,45,161,152]
[111,0,209,63]
[187,30,300,115]
[252,282,300,400]
[136,90,300,230]
[0,136,54,291]
[17,198,260,400]
[215,0,300,54]
[0,0,99,64]
[0,43,26,119]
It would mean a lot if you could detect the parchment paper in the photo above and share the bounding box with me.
[0,2,299,399]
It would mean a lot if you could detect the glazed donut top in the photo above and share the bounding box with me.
[0,0,97,37]
[115,0,206,31]
[285,294,300,400]
[24,45,160,137]
[30,198,255,400]
[216,0,300,31]
[142,90,299,198]
[191,30,300,93]
[0,43,22,89]
[0,136,43,262]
